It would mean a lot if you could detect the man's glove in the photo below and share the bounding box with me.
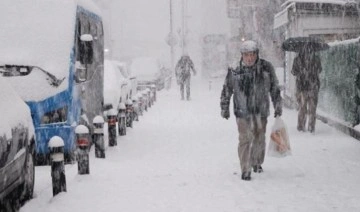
[221,110,230,119]
[274,108,282,118]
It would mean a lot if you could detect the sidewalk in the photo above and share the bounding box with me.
[283,94,360,140]
[22,76,360,212]
[316,111,360,141]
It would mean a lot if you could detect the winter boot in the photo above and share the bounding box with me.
[241,172,251,181]
[253,165,263,173]
[297,125,305,132]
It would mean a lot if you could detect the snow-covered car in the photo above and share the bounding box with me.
[129,57,167,91]
[0,1,105,164]
[0,77,35,208]
[112,60,137,100]
[103,60,126,114]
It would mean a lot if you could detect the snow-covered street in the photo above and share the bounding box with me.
[21,77,360,212]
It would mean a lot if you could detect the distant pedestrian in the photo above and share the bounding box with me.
[220,40,282,181]
[291,46,322,133]
[175,55,196,100]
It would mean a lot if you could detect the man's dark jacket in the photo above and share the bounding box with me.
[220,58,282,118]
[291,54,322,92]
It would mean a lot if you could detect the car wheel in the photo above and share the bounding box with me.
[20,145,35,203]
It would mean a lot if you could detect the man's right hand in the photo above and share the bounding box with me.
[221,110,230,119]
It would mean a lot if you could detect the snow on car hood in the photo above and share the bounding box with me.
[0,77,34,138]
[0,0,77,101]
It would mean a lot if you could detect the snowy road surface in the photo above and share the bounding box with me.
[22,77,360,212]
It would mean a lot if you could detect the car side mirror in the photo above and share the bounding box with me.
[79,34,94,65]
[103,104,113,111]
[74,61,87,83]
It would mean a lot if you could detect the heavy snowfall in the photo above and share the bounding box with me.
[0,0,360,211]
[21,77,360,212]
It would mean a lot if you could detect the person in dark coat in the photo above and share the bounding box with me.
[291,46,322,133]
[220,40,282,181]
[175,55,196,100]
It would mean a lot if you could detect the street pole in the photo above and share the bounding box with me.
[170,0,175,87]
[181,0,185,55]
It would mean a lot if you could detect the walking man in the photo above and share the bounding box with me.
[220,40,282,181]
[291,46,322,133]
[175,55,196,100]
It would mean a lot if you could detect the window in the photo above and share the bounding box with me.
[41,106,68,124]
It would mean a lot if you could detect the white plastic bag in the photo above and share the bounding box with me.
[267,117,291,157]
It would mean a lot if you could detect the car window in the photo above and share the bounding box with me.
[41,106,68,125]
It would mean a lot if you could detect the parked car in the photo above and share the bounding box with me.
[112,60,138,100]
[103,60,125,114]
[0,1,105,164]
[129,57,167,91]
[0,76,35,208]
